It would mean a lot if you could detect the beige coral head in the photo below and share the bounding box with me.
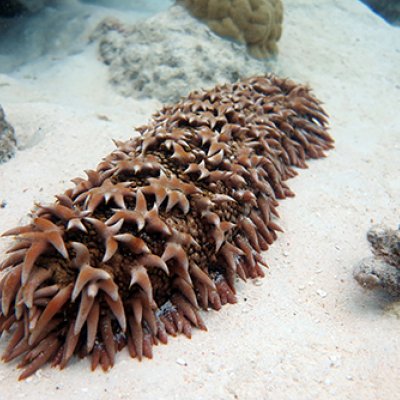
[178,0,283,59]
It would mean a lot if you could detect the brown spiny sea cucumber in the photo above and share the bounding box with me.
[0,75,333,380]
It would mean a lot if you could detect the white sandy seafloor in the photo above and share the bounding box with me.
[0,0,399,399]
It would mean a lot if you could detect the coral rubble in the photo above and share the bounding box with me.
[354,224,400,296]
[91,6,269,103]
[0,105,17,164]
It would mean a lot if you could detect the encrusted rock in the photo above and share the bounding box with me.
[360,0,400,26]
[91,6,269,103]
[0,0,47,17]
[353,224,400,296]
[0,105,17,163]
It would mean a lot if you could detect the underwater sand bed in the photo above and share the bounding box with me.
[0,0,399,399]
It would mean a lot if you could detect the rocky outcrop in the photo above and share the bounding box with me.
[91,6,270,103]
[353,224,400,296]
[0,0,47,17]
[360,0,400,25]
[0,105,17,163]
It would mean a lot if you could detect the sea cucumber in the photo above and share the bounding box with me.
[0,75,333,379]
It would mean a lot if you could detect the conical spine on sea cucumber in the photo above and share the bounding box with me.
[0,75,333,379]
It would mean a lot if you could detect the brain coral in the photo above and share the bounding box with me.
[178,0,283,58]
[0,75,332,380]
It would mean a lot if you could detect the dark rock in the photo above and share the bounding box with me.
[360,0,400,25]
[0,105,17,163]
[0,1,27,18]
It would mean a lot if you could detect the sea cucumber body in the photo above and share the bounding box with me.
[0,75,332,379]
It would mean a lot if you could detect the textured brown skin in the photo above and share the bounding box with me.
[0,75,333,380]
